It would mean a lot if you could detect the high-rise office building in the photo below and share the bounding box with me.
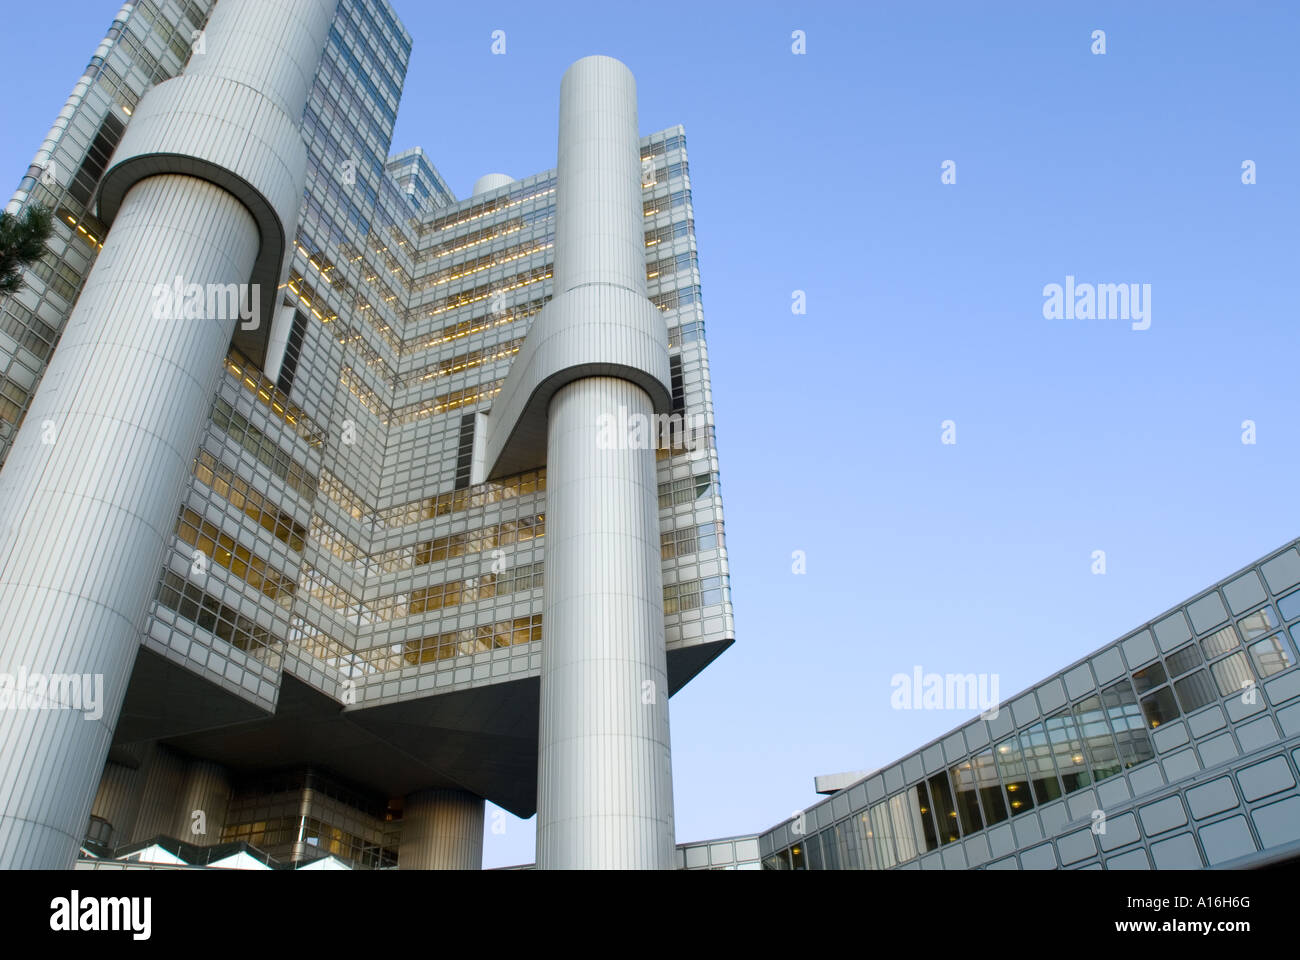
[0,0,734,870]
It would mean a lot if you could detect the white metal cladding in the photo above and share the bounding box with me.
[173,759,233,843]
[537,377,675,869]
[485,284,669,478]
[183,0,339,122]
[471,173,515,197]
[0,175,260,869]
[553,56,649,297]
[485,54,671,478]
[96,0,338,363]
[399,789,485,870]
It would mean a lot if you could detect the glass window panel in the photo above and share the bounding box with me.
[790,842,806,871]
[1248,634,1296,679]
[836,821,862,870]
[926,772,961,844]
[819,827,840,869]
[1046,709,1092,792]
[995,738,1034,815]
[1174,669,1218,712]
[1131,662,1166,695]
[869,803,895,869]
[1076,692,1124,780]
[853,811,877,870]
[909,783,941,852]
[1278,591,1300,622]
[1021,722,1063,804]
[1165,644,1202,677]
[1140,686,1180,729]
[949,760,984,834]
[1201,624,1241,659]
[805,832,823,870]
[1238,606,1279,640]
[1209,651,1254,698]
[889,793,921,863]
[972,750,1008,825]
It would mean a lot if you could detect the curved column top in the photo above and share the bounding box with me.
[485,285,670,479]
[95,0,339,367]
[486,55,670,478]
[554,55,647,297]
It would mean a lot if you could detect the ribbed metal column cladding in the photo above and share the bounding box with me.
[552,58,649,298]
[538,378,674,869]
[534,56,675,870]
[173,759,232,844]
[130,745,189,843]
[89,760,147,848]
[399,789,485,870]
[0,0,338,869]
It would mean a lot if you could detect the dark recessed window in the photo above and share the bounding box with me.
[1140,687,1179,728]
[1173,669,1218,713]
[1165,644,1203,677]
[1132,662,1166,694]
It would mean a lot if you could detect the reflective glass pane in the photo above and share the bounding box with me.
[950,760,985,834]
[1174,669,1218,712]
[790,842,806,870]
[909,783,940,852]
[1238,606,1278,640]
[1201,624,1241,658]
[1209,651,1254,697]
[972,750,1009,825]
[1131,662,1166,695]
[1021,722,1063,803]
[890,792,922,862]
[1076,692,1124,780]
[1046,709,1092,792]
[1165,644,1203,677]
[837,820,863,870]
[995,738,1034,815]
[1140,686,1180,729]
[927,772,961,844]
[1248,634,1296,679]
[871,802,897,868]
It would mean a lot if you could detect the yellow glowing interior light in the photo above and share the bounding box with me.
[1007,784,1017,791]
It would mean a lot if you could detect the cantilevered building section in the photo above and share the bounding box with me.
[0,0,733,869]
[760,539,1300,870]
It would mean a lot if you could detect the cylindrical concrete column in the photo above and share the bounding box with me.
[399,789,485,870]
[534,56,675,870]
[0,0,338,869]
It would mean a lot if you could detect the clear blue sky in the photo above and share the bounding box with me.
[3,1,1297,869]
